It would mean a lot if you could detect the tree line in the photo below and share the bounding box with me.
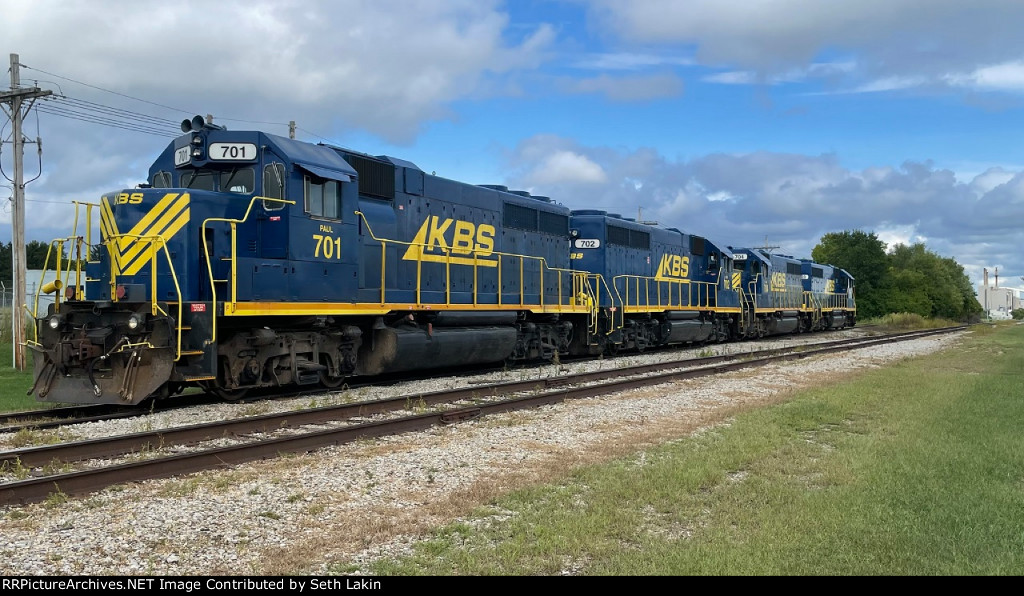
[812,230,983,321]
[0,240,83,284]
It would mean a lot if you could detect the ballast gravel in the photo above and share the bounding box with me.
[0,329,962,575]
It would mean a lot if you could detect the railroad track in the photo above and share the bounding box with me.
[0,326,961,506]
[0,326,882,434]
[0,329,874,433]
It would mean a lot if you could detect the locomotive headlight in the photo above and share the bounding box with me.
[127,315,141,330]
[48,315,62,330]
[192,148,204,158]
[191,135,203,145]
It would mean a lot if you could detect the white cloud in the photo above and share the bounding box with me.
[945,60,1024,91]
[571,52,694,71]
[1,0,554,143]
[587,0,1024,95]
[525,151,608,186]
[557,72,683,101]
[504,134,1024,287]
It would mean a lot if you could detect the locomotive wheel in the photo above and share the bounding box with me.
[214,387,250,401]
[320,371,346,389]
[199,381,250,401]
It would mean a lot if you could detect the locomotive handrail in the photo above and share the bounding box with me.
[100,233,186,361]
[353,211,594,315]
[610,274,719,312]
[27,201,101,345]
[66,201,98,300]
[201,195,296,344]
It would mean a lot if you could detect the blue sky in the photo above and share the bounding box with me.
[3,0,1024,292]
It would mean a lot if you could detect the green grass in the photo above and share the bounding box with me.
[360,322,1024,575]
[0,337,38,413]
[862,312,961,330]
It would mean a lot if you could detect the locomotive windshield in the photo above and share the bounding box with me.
[179,167,254,194]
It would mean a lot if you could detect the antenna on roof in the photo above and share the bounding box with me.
[754,235,780,253]
[636,207,659,226]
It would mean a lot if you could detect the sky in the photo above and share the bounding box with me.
[3,0,1024,293]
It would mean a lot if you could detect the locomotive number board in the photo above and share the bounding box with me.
[210,143,258,161]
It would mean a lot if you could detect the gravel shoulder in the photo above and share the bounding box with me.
[0,330,962,575]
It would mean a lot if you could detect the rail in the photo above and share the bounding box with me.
[354,211,596,316]
[104,233,186,360]
[27,201,100,344]
[611,273,722,313]
[201,196,296,345]
[803,290,854,310]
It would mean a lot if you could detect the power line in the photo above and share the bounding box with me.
[19,63,195,116]
[297,126,340,144]
[23,63,338,143]
[53,95,181,127]
[35,103,177,137]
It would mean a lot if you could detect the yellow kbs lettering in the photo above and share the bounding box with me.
[770,272,788,291]
[655,254,690,280]
[403,216,497,265]
[116,192,144,204]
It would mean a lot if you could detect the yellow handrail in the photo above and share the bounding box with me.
[201,196,296,344]
[354,210,589,311]
[101,232,186,360]
[611,274,719,312]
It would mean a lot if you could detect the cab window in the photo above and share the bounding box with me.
[180,170,216,190]
[304,175,339,219]
[220,168,254,194]
[151,171,172,188]
[262,163,286,211]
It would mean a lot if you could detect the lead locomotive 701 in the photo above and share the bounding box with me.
[27,116,855,406]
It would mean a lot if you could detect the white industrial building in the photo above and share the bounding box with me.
[978,268,1022,320]
[1,269,61,314]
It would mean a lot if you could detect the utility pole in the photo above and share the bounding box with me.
[1,54,52,370]
[289,120,295,140]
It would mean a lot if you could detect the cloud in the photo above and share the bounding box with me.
[945,60,1024,91]
[587,0,1024,94]
[0,0,556,234]
[522,150,608,186]
[503,134,1024,284]
[1,0,554,143]
[570,52,695,71]
[556,72,684,101]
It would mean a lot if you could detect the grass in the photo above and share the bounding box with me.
[0,338,38,413]
[360,321,1024,575]
[862,312,962,330]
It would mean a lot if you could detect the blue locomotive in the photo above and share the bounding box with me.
[27,117,855,405]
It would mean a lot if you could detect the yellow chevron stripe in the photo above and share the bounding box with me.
[117,195,190,272]
[100,198,122,270]
[102,192,192,276]
[100,198,118,237]
[125,192,180,238]
[120,209,191,275]
[111,192,181,271]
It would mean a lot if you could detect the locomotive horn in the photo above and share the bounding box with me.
[180,119,192,133]
[191,115,205,131]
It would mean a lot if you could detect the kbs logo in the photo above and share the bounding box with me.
[770,272,789,292]
[655,254,689,281]
[402,216,497,267]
